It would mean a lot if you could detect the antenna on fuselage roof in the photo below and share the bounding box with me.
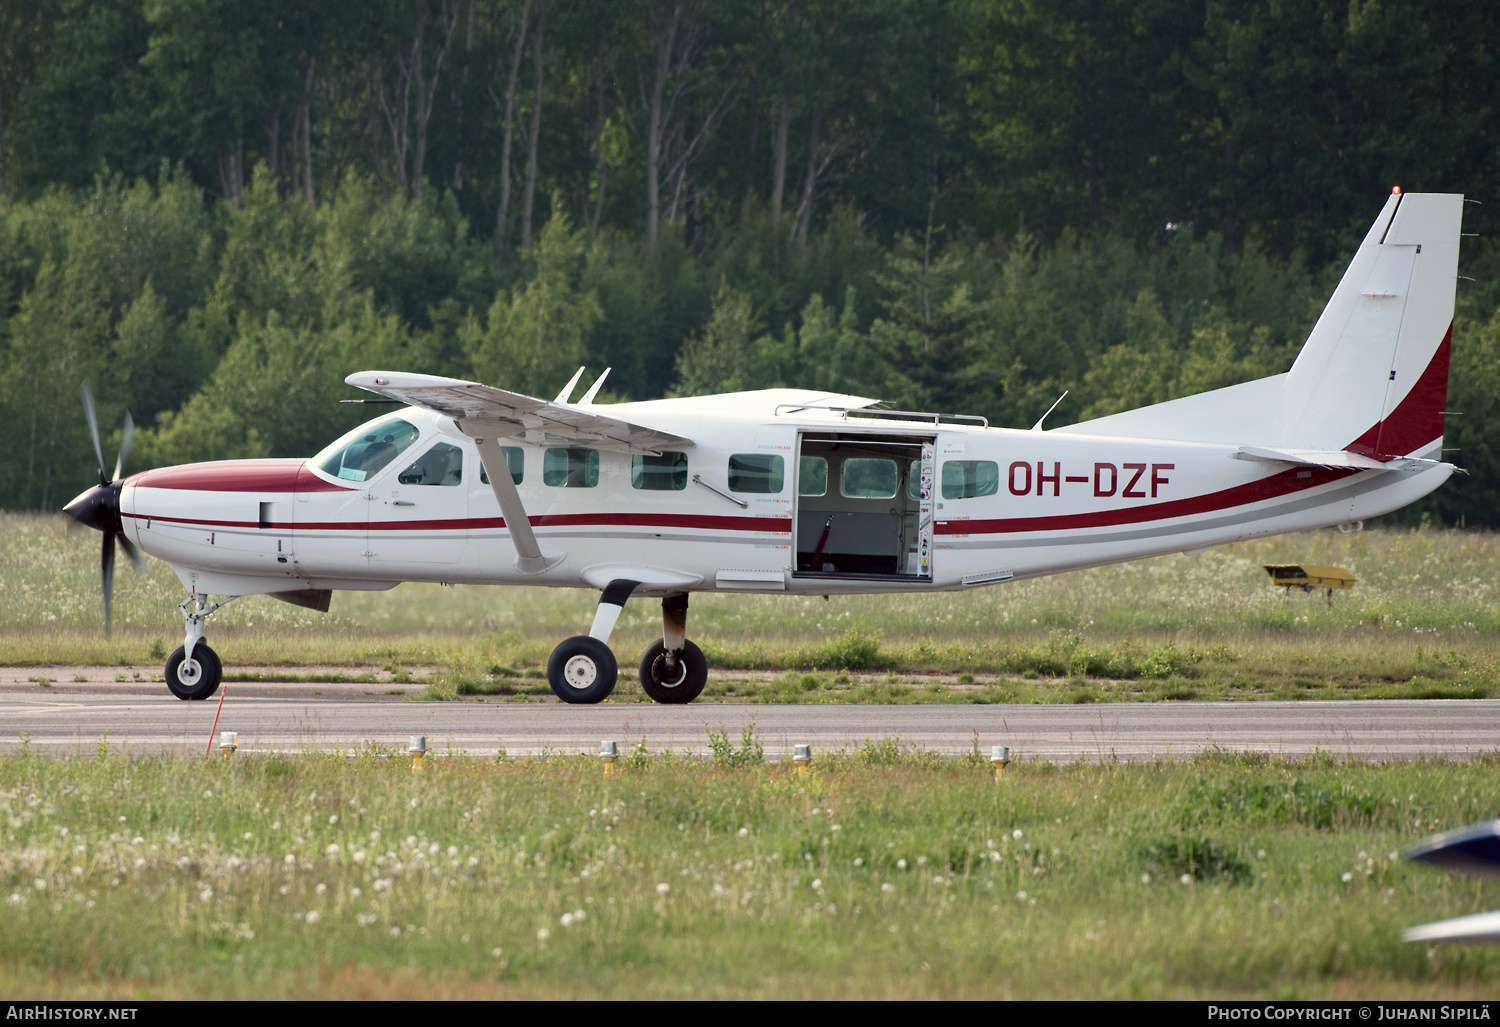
[1030,390,1068,432]
[577,368,612,405]
[554,366,587,403]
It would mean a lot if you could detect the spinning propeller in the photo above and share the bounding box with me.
[62,381,143,636]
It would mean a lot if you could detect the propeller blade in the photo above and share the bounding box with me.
[79,380,105,484]
[117,531,146,574]
[101,531,115,638]
[113,410,134,483]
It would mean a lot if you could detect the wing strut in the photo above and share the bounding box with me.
[470,433,565,575]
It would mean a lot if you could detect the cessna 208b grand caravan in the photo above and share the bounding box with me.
[65,190,1466,704]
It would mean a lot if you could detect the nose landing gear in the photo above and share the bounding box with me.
[165,593,237,700]
[545,584,708,705]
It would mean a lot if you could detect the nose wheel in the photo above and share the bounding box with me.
[165,641,222,700]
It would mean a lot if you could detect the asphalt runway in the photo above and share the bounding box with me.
[1,678,1496,761]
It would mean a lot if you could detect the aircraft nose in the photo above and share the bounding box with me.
[63,483,119,534]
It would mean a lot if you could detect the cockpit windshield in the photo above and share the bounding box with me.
[313,414,421,482]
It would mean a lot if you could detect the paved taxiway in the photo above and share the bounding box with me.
[0,679,1495,761]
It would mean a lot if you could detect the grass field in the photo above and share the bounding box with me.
[3,513,1499,702]
[1,745,1498,999]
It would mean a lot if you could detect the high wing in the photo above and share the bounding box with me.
[345,371,692,453]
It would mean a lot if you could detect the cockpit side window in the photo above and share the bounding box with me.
[398,441,464,486]
[315,416,421,482]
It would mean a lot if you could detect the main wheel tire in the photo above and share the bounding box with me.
[546,636,618,704]
[165,643,222,701]
[638,638,708,704]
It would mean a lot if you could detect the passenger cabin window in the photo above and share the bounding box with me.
[398,441,464,486]
[799,456,828,496]
[479,446,525,485]
[841,457,897,499]
[907,460,922,500]
[728,454,784,493]
[632,452,688,490]
[543,447,600,488]
[941,460,999,499]
[315,415,420,482]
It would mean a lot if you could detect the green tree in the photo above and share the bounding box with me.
[673,279,763,396]
[464,208,600,395]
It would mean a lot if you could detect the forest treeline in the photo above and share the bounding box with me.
[1,0,1499,523]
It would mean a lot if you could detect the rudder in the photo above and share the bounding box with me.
[1279,191,1463,459]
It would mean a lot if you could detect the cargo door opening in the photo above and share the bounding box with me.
[794,432,933,579]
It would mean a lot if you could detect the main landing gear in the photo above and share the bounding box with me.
[547,582,708,705]
[165,594,235,701]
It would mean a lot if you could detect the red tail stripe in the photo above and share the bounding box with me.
[1346,321,1452,459]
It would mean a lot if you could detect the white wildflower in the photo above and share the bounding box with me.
[655,883,670,895]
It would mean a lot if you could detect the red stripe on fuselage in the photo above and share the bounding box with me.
[123,511,793,534]
[934,464,1357,536]
[132,460,353,493]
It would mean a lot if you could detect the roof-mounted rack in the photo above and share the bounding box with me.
[773,403,987,428]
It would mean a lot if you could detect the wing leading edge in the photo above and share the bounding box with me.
[345,371,693,453]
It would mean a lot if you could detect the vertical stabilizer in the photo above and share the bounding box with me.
[1279,192,1463,458]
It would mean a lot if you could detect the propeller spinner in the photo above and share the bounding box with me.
[62,381,143,636]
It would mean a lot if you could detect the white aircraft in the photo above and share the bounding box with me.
[65,190,1465,705]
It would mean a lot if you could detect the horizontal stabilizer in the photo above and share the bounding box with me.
[346,371,692,453]
[1231,445,1444,472]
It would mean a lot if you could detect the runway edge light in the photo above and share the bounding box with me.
[219,731,237,759]
[990,745,1011,781]
[408,735,427,772]
[793,744,811,775]
[600,740,618,775]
